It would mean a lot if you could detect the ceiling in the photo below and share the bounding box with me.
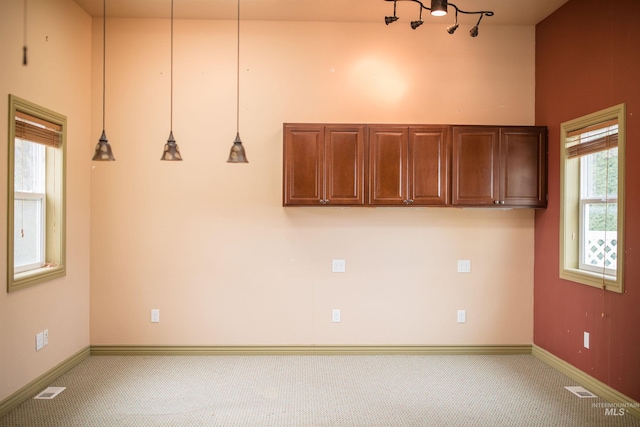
[73,0,569,26]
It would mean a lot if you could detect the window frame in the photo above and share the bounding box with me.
[13,190,47,273]
[559,103,625,293]
[7,95,67,292]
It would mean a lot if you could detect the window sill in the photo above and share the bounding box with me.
[560,267,622,294]
[9,265,65,292]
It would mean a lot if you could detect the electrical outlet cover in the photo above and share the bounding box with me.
[36,332,44,351]
[584,332,590,349]
[457,260,471,273]
[332,259,346,273]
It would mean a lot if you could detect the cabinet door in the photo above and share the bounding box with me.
[283,124,324,205]
[325,125,366,205]
[500,127,547,207]
[409,126,450,206]
[368,126,408,205]
[452,127,500,206]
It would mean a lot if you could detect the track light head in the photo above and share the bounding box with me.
[469,25,479,37]
[410,20,423,29]
[446,23,458,34]
[385,15,399,25]
[430,0,448,17]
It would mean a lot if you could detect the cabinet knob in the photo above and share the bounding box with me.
[409,199,414,204]
[494,200,500,204]
[500,200,505,205]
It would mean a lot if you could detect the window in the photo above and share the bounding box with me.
[560,104,625,293]
[7,95,66,292]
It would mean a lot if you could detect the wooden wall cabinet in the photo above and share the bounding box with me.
[283,124,366,206]
[452,126,547,208]
[283,123,546,209]
[368,125,449,206]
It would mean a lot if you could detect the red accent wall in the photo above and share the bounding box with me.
[535,0,640,401]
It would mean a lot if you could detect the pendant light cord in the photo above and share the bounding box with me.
[23,0,28,65]
[236,0,240,134]
[102,0,106,131]
[170,0,174,132]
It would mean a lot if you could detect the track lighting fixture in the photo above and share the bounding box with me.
[410,2,423,29]
[469,13,484,37]
[446,9,459,34]
[430,0,447,17]
[385,0,399,25]
[383,0,493,37]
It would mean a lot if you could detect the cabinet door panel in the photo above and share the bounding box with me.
[325,126,365,205]
[368,127,408,205]
[410,127,449,205]
[283,125,324,205]
[452,127,499,205]
[500,127,547,207]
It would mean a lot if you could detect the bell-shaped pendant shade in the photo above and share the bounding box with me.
[92,130,116,161]
[227,132,248,163]
[161,131,182,161]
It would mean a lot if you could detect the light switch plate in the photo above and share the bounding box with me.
[332,309,341,323]
[36,332,44,351]
[457,310,466,323]
[584,331,590,349]
[151,309,160,323]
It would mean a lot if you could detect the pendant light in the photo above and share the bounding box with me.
[161,0,183,161]
[23,0,28,65]
[92,0,116,161]
[227,0,248,163]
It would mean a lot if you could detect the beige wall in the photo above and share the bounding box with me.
[0,0,92,402]
[0,1,538,402]
[90,19,536,346]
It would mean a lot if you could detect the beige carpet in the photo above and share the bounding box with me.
[1,354,639,426]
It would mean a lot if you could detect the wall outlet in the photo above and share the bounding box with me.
[332,309,341,323]
[36,332,44,351]
[457,260,471,273]
[584,331,590,349]
[151,309,160,323]
[457,310,466,323]
[43,329,49,346]
[331,259,346,273]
